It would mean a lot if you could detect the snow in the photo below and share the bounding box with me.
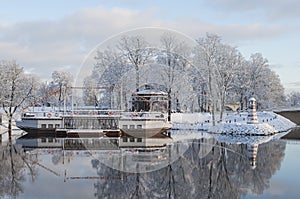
[172,111,296,135]
[208,123,277,135]
[170,130,291,145]
[135,90,167,95]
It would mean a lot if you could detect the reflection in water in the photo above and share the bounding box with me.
[3,130,289,198]
[0,142,37,198]
[247,143,258,169]
[91,139,286,199]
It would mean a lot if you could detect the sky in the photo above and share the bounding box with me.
[0,0,300,93]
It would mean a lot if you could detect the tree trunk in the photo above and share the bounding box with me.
[8,115,12,143]
[240,94,243,111]
[219,90,226,122]
[168,89,172,122]
[136,66,139,92]
[208,69,216,126]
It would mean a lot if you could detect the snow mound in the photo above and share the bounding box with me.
[260,112,296,132]
[172,111,296,135]
[208,123,277,135]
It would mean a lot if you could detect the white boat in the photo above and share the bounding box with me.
[15,108,116,133]
[16,111,62,133]
[16,110,172,138]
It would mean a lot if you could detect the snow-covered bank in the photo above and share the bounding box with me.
[208,123,278,135]
[172,112,211,131]
[172,111,296,135]
[170,130,291,145]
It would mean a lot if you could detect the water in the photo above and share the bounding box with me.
[1,129,300,199]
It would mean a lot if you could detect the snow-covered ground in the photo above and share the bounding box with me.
[172,111,296,135]
[170,129,290,146]
[0,114,24,143]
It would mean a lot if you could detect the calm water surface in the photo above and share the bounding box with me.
[1,129,300,199]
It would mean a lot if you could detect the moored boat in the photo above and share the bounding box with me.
[16,111,62,133]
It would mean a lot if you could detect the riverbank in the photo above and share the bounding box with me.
[172,111,296,135]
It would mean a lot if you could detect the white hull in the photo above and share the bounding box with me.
[119,113,172,138]
[16,117,62,132]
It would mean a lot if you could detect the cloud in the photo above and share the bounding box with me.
[291,81,300,86]
[270,64,284,69]
[207,0,300,22]
[0,6,295,81]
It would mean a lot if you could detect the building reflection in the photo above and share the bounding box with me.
[247,143,258,169]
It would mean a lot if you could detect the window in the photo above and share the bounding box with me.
[48,138,53,143]
[130,137,135,142]
[48,124,54,128]
[122,125,128,129]
[130,125,135,129]
[55,124,60,128]
[137,138,142,142]
[123,137,128,142]
[41,138,46,143]
[137,125,142,129]
[41,124,46,128]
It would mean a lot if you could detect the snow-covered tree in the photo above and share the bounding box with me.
[82,77,99,106]
[118,35,152,92]
[248,53,269,97]
[244,54,285,109]
[230,59,250,110]
[50,70,73,109]
[85,49,131,109]
[37,81,55,107]
[0,60,39,140]
[288,92,300,107]
[195,33,222,125]
[86,32,287,116]
[157,33,192,119]
[195,34,286,117]
[214,44,243,121]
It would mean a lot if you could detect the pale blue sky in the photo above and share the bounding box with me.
[0,0,299,92]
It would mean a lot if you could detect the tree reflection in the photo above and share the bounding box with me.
[0,141,38,198]
[92,139,286,199]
